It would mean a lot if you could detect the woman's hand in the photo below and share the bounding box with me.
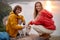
[27,22,31,26]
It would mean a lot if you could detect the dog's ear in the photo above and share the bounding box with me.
[28,26,31,29]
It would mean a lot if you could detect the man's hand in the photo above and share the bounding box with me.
[23,21,25,25]
[22,25,25,29]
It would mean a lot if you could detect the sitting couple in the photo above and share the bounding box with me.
[6,2,56,40]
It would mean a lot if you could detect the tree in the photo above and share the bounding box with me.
[0,2,12,32]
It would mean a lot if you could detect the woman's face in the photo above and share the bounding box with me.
[35,3,42,12]
[15,8,21,14]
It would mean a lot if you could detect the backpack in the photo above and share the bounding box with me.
[0,32,10,40]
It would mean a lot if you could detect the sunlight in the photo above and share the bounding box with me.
[45,1,52,12]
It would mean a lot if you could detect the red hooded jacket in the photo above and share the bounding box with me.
[29,9,56,30]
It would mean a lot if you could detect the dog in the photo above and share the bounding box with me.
[17,19,31,38]
[18,25,31,38]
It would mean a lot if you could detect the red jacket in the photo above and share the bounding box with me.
[29,9,56,30]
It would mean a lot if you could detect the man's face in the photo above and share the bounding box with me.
[15,8,21,14]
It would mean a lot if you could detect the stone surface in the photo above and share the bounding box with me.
[17,34,60,40]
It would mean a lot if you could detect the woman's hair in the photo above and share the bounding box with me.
[13,5,22,14]
[34,2,43,18]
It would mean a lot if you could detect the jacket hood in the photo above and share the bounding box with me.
[40,9,53,18]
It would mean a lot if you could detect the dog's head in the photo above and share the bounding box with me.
[25,25,31,33]
[26,25,31,30]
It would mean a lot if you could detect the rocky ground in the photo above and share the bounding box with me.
[17,34,60,40]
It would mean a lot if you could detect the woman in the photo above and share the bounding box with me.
[28,2,56,40]
[6,5,25,39]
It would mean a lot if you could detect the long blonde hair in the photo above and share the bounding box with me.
[34,2,43,18]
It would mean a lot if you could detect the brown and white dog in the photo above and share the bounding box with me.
[18,25,31,38]
[18,20,31,38]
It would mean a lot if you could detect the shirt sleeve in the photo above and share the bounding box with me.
[18,15,25,25]
[10,15,23,30]
[29,13,43,25]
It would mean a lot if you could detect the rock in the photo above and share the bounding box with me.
[17,34,60,40]
[17,34,44,40]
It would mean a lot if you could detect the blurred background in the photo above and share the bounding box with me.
[0,0,60,36]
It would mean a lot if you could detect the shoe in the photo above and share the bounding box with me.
[45,38,49,40]
[10,38,17,40]
[39,33,50,39]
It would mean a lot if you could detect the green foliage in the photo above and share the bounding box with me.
[0,2,12,32]
[0,24,6,32]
